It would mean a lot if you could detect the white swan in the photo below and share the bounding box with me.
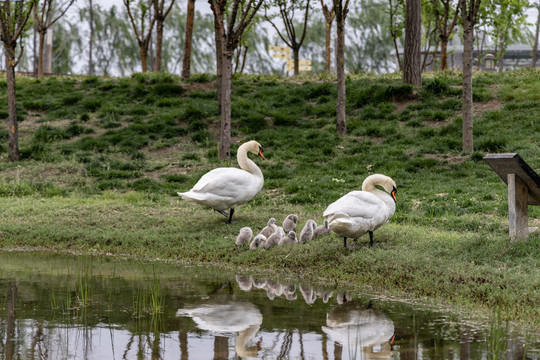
[176,301,263,358]
[322,303,395,358]
[323,174,397,248]
[178,140,265,223]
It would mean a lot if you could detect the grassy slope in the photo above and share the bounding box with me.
[1,70,540,324]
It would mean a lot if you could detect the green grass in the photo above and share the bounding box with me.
[1,70,540,326]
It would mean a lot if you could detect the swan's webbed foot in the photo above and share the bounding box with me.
[343,237,347,248]
[368,231,374,247]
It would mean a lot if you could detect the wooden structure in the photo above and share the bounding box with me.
[484,153,540,241]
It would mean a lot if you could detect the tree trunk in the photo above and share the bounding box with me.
[403,0,422,86]
[37,29,46,78]
[497,34,505,72]
[154,19,164,71]
[462,26,474,153]
[33,25,38,75]
[440,36,448,70]
[89,0,94,75]
[6,48,20,162]
[324,20,332,73]
[218,52,233,160]
[181,0,196,80]
[336,15,346,136]
[533,8,540,68]
[293,46,299,75]
[140,43,148,73]
[212,7,223,114]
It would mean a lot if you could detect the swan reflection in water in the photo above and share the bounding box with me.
[176,301,263,358]
[322,301,395,360]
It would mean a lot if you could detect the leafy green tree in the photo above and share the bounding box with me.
[0,0,35,161]
[347,0,396,73]
[483,0,529,71]
[210,0,265,160]
[51,18,80,74]
[403,0,421,86]
[387,0,404,70]
[320,0,334,73]
[459,0,481,152]
[264,0,312,76]
[431,0,460,70]
[334,0,350,135]
[153,0,176,72]
[181,0,195,79]
[123,0,156,72]
[33,0,75,77]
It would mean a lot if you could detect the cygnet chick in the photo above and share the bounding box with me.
[282,214,298,232]
[235,227,253,246]
[299,219,317,244]
[313,220,331,237]
[250,234,267,251]
[259,218,277,238]
[265,226,284,248]
[278,231,297,246]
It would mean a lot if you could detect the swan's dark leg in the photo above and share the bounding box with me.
[216,210,228,218]
[369,231,374,246]
[227,208,235,224]
[343,237,347,248]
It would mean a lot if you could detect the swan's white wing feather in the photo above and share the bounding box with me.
[323,190,393,238]
[323,191,384,219]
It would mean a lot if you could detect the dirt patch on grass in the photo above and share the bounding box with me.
[425,153,469,164]
[474,99,503,116]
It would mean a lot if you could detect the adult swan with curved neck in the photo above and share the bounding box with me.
[178,140,265,223]
[323,174,397,248]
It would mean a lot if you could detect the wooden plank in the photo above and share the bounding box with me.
[269,45,289,52]
[483,153,540,205]
[508,173,529,241]
[286,65,312,72]
[271,53,290,59]
[286,60,312,65]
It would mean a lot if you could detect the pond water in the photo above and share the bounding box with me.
[0,250,538,360]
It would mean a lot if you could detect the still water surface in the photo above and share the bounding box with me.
[0,250,538,359]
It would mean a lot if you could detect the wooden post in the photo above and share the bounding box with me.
[508,173,529,241]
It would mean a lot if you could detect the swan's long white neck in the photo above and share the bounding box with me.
[237,143,263,179]
[362,175,396,214]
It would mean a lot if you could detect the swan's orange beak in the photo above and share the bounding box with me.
[391,187,397,202]
[258,147,265,160]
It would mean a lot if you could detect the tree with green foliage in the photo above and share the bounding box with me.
[0,0,35,162]
[459,0,481,152]
[210,0,265,160]
[347,0,396,73]
[33,0,75,77]
[431,0,460,70]
[264,0,311,76]
[320,0,334,73]
[483,0,529,72]
[533,3,540,68]
[403,0,421,86]
[181,0,196,79]
[123,0,157,72]
[153,0,176,72]
[387,0,404,70]
[334,0,349,135]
